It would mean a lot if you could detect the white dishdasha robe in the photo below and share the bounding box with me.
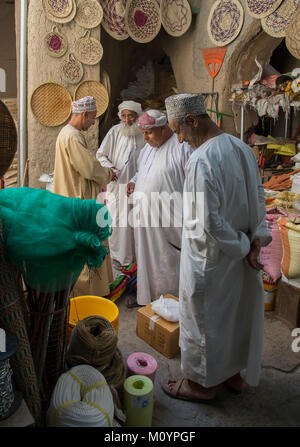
[96,124,144,266]
[180,133,271,387]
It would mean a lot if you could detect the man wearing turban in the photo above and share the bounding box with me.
[53,96,116,297]
[161,93,271,401]
[96,100,144,270]
[126,109,192,307]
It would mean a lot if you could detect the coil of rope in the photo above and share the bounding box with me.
[65,316,126,421]
[47,365,114,427]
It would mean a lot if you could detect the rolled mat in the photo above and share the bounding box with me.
[127,352,157,383]
[123,375,154,427]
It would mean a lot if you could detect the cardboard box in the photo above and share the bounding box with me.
[136,294,180,358]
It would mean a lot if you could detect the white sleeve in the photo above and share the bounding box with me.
[96,128,115,169]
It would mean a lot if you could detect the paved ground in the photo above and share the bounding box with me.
[117,291,300,427]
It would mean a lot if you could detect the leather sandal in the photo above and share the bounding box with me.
[161,378,216,402]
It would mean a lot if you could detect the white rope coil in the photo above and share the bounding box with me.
[47,365,114,427]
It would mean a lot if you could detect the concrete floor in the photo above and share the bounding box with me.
[117,291,300,427]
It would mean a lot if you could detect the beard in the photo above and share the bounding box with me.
[119,121,141,137]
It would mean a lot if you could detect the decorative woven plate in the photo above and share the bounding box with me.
[101,0,129,40]
[245,0,283,19]
[262,0,300,38]
[0,100,17,178]
[125,0,161,43]
[60,53,84,84]
[44,25,68,58]
[74,80,109,117]
[286,8,300,60]
[43,0,76,23]
[31,81,72,127]
[207,0,244,47]
[74,0,103,29]
[74,31,103,65]
[42,0,73,18]
[160,0,192,37]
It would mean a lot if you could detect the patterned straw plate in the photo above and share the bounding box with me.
[262,0,300,38]
[160,0,192,37]
[74,0,103,29]
[44,25,68,58]
[42,0,73,18]
[60,53,84,84]
[74,31,103,65]
[286,8,300,60]
[245,0,283,19]
[43,0,77,24]
[125,0,161,43]
[101,0,129,40]
[74,80,109,118]
[31,80,72,127]
[207,0,244,47]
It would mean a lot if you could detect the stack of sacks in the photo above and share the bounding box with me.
[47,365,114,427]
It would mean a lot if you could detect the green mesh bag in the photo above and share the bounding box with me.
[0,187,112,292]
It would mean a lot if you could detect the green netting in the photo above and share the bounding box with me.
[0,187,112,293]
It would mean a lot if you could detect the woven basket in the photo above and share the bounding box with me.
[31,80,72,127]
[160,0,192,37]
[74,0,103,28]
[0,100,17,178]
[101,0,129,41]
[246,0,283,19]
[43,0,76,24]
[44,25,68,58]
[60,53,84,84]
[74,80,109,118]
[43,0,73,18]
[286,8,300,60]
[207,0,244,47]
[261,0,300,38]
[74,31,103,66]
[125,0,161,43]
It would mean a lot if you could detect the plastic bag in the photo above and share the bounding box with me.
[151,295,179,322]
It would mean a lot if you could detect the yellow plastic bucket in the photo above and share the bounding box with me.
[68,295,119,341]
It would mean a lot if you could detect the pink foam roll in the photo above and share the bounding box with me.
[126,352,158,383]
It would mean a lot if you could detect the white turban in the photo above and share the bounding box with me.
[72,96,97,114]
[137,109,167,130]
[165,94,206,120]
[118,100,143,119]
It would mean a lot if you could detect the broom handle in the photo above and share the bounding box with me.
[21,158,29,187]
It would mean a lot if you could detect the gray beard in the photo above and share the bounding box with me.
[119,121,141,137]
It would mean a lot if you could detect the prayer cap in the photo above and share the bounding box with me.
[118,100,143,118]
[137,109,167,130]
[165,94,206,120]
[72,96,97,114]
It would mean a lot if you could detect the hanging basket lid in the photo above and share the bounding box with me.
[74,0,103,29]
[125,0,161,43]
[286,8,300,60]
[245,0,283,19]
[207,0,244,47]
[74,80,109,118]
[74,31,103,65]
[160,0,192,37]
[43,0,77,23]
[261,0,300,38]
[42,0,73,18]
[31,79,72,127]
[60,53,84,84]
[0,100,17,178]
[101,0,129,40]
[44,25,68,58]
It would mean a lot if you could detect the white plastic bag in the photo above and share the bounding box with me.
[151,295,179,322]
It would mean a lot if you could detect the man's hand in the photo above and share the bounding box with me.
[246,239,264,270]
[127,182,135,197]
[110,168,118,181]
